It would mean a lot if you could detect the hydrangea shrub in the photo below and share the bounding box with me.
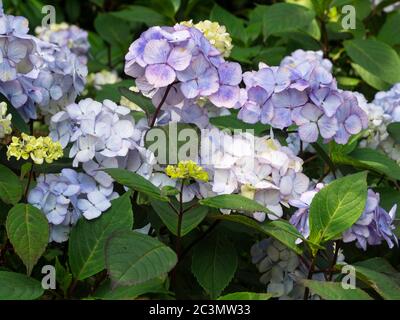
[0,0,400,301]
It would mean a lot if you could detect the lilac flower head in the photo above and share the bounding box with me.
[0,10,87,121]
[199,128,309,221]
[0,9,39,82]
[50,98,154,184]
[238,50,368,144]
[343,189,398,250]
[290,185,398,251]
[33,42,87,119]
[28,168,118,242]
[36,23,90,64]
[125,25,242,112]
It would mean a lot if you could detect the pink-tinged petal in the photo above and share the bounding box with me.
[271,89,307,109]
[197,68,219,96]
[318,115,338,139]
[248,86,269,105]
[143,39,171,64]
[7,40,28,62]
[298,122,319,143]
[344,114,362,135]
[167,47,191,71]
[322,91,342,117]
[310,87,329,106]
[238,102,261,124]
[274,67,291,92]
[291,107,307,126]
[270,107,292,129]
[334,124,350,144]
[209,85,240,108]
[145,64,175,87]
[124,61,144,78]
[314,66,333,85]
[254,67,275,93]
[180,80,199,98]
[301,103,322,121]
[218,62,242,86]
[125,38,146,63]
[260,99,274,124]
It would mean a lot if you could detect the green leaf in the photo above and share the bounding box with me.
[94,13,130,48]
[351,63,391,91]
[336,148,400,181]
[209,113,268,136]
[0,163,23,205]
[374,187,400,213]
[0,271,44,300]
[301,280,372,300]
[387,122,400,144]
[103,168,168,201]
[119,86,155,116]
[261,220,306,254]
[199,194,275,217]
[192,233,237,299]
[354,257,399,274]
[230,46,261,64]
[309,172,368,246]
[210,4,247,43]
[7,104,30,133]
[110,6,169,26]
[95,80,132,103]
[69,192,134,280]
[258,3,315,37]
[218,292,272,300]
[351,263,400,300]
[94,277,167,300]
[145,122,200,164]
[209,214,304,254]
[6,204,49,275]
[344,39,400,84]
[378,11,400,46]
[151,200,208,236]
[105,230,177,288]
[55,257,72,295]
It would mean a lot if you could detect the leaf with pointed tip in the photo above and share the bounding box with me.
[0,271,44,300]
[351,263,400,300]
[301,280,372,300]
[104,168,168,201]
[105,230,177,288]
[0,164,23,205]
[69,192,134,280]
[6,204,49,275]
[309,172,367,246]
[209,214,304,254]
[151,200,208,236]
[191,233,238,299]
[199,194,275,216]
